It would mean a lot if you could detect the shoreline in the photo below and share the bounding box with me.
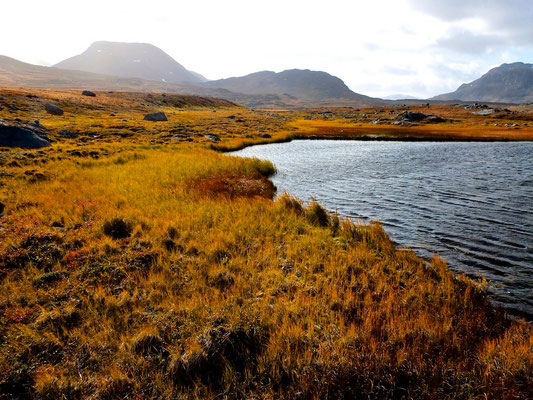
[228,141,533,322]
[212,132,533,153]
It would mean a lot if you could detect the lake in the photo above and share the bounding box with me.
[232,140,533,320]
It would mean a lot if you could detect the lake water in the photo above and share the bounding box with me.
[232,140,533,320]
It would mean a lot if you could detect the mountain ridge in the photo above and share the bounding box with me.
[432,62,533,104]
[0,54,381,108]
[54,41,204,84]
[203,69,376,103]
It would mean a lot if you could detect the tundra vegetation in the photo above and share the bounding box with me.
[0,88,532,399]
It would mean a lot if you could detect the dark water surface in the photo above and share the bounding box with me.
[232,140,533,319]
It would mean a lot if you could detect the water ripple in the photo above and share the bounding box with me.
[232,140,533,320]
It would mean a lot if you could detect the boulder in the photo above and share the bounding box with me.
[259,133,272,138]
[426,115,447,123]
[143,112,168,122]
[45,103,64,115]
[58,129,79,138]
[0,124,51,149]
[205,134,221,143]
[81,90,96,97]
[394,111,427,122]
[30,120,47,130]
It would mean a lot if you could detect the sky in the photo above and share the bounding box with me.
[1,0,532,98]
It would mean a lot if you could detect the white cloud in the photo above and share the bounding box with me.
[0,0,531,98]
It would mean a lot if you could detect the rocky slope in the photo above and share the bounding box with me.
[203,69,377,104]
[432,62,533,104]
[54,41,204,84]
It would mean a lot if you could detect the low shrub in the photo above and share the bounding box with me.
[103,217,133,239]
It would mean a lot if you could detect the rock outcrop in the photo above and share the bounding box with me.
[0,124,51,148]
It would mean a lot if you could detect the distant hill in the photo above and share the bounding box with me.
[382,94,419,100]
[203,69,378,104]
[0,55,192,92]
[54,41,203,84]
[432,62,533,104]
[0,54,380,108]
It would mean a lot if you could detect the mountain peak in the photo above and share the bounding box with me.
[204,68,373,102]
[54,41,203,84]
[432,62,533,104]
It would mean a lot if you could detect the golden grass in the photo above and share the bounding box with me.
[0,89,531,398]
[0,147,531,399]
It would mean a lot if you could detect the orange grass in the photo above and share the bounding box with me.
[0,89,531,399]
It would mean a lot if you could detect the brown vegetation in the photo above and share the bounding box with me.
[0,88,531,399]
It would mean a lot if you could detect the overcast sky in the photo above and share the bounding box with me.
[1,0,532,98]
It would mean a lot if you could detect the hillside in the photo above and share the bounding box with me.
[432,62,533,104]
[204,69,379,104]
[0,55,194,92]
[54,41,203,84]
[0,56,380,108]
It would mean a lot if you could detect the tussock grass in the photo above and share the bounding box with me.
[0,89,531,398]
[0,147,530,399]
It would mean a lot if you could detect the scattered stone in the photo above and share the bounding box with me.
[259,133,272,138]
[58,129,80,138]
[394,111,427,122]
[30,120,47,130]
[426,115,446,123]
[81,90,96,97]
[205,134,221,143]
[0,124,51,149]
[143,112,168,122]
[472,109,495,116]
[45,103,64,115]
[226,115,236,119]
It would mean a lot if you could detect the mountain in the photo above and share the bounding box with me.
[0,54,380,108]
[203,69,378,104]
[0,55,191,91]
[54,41,203,84]
[432,62,533,104]
[0,56,305,108]
[382,94,419,100]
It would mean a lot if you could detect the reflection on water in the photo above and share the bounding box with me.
[232,140,533,319]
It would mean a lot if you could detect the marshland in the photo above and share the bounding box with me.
[0,88,531,398]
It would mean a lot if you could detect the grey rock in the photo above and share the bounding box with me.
[81,90,96,97]
[426,115,447,123]
[472,109,495,116]
[394,111,427,122]
[259,133,272,138]
[205,134,221,143]
[45,103,64,115]
[58,129,79,138]
[143,112,168,121]
[30,120,47,130]
[0,124,51,149]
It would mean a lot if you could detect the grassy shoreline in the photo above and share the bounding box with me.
[1,89,531,398]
